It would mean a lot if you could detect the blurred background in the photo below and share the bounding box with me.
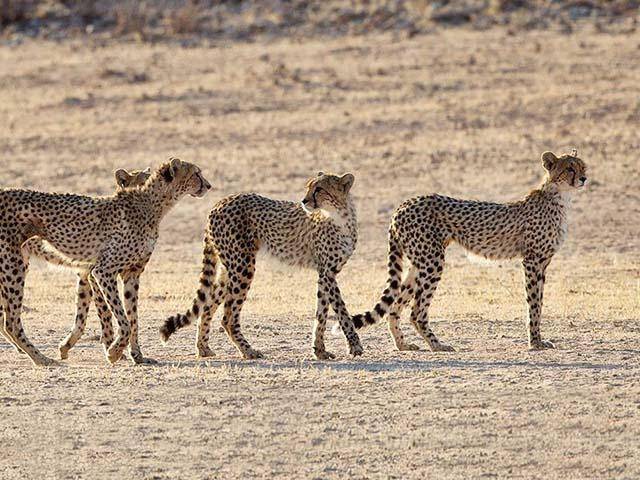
[2,0,639,40]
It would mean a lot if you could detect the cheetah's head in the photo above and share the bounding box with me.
[542,150,587,191]
[301,172,355,215]
[114,167,151,190]
[158,158,212,198]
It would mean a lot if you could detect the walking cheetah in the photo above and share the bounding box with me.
[0,158,211,366]
[18,168,151,361]
[346,150,587,351]
[160,172,364,360]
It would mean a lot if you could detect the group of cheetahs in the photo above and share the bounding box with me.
[0,151,587,366]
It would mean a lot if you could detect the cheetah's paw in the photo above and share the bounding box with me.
[431,343,455,352]
[106,347,125,365]
[132,356,159,365]
[243,348,264,360]
[197,347,216,358]
[349,344,364,357]
[34,355,57,367]
[530,339,555,350]
[314,350,336,361]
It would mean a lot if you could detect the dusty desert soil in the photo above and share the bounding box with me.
[0,28,639,479]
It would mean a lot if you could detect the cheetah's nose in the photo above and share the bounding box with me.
[579,176,587,185]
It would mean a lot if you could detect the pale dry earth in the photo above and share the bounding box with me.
[0,28,639,479]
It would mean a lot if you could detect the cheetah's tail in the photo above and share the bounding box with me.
[160,238,219,342]
[333,229,403,335]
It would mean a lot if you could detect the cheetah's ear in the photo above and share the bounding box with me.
[339,173,355,193]
[541,151,558,171]
[317,171,325,177]
[162,157,181,183]
[115,169,132,188]
[170,157,182,170]
[161,164,174,183]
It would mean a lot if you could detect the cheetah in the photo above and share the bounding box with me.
[17,168,151,361]
[346,150,587,352]
[160,172,364,360]
[0,158,211,366]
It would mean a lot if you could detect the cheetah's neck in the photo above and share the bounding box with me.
[534,183,574,246]
[537,182,573,209]
[130,175,183,223]
[321,197,357,239]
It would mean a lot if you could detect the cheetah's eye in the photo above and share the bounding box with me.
[567,167,575,174]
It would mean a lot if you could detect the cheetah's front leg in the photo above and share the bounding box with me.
[312,276,334,360]
[320,272,363,358]
[88,274,116,352]
[91,267,131,364]
[123,270,157,365]
[523,257,555,349]
[59,274,92,360]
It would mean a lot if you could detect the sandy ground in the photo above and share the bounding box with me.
[0,27,639,479]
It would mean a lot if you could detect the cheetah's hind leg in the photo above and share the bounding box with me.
[219,250,263,360]
[405,253,455,353]
[0,245,55,366]
[387,267,421,351]
[0,304,26,354]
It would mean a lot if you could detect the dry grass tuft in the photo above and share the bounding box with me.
[166,1,205,35]
[0,0,38,25]
[69,0,102,23]
[0,26,638,480]
[113,1,148,38]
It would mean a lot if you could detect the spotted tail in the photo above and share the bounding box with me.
[160,239,221,342]
[351,230,403,329]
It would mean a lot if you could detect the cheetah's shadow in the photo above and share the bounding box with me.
[158,356,626,373]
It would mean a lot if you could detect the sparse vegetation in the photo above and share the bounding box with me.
[0,0,638,41]
[113,1,148,38]
[1,24,639,478]
[0,0,38,26]
[166,1,206,34]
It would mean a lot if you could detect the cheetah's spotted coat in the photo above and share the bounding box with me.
[20,168,151,361]
[349,151,587,351]
[0,159,211,366]
[160,172,363,360]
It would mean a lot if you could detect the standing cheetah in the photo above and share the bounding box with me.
[160,172,364,360]
[18,168,151,360]
[347,150,587,351]
[0,158,211,366]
